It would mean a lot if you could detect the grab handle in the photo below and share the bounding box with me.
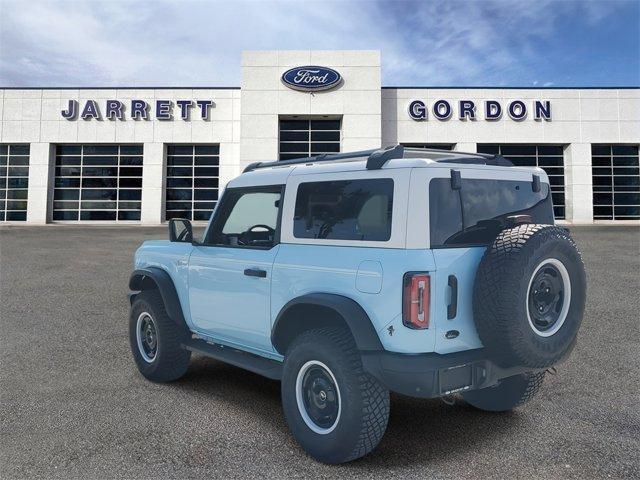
[447,275,458,319]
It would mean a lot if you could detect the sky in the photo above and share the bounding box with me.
[0,0,638,88]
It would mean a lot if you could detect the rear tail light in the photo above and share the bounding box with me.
[402,273,430,329]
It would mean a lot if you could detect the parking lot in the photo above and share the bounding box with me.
[0,225,638,479]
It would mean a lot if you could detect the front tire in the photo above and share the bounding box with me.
[129,290,191,382]
[462,371,545,412]
[281,327,390,464]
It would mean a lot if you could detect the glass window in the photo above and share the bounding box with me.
[165,144,219,221]
[401,143,454,150]
[429,177,554,247]
[478,144,566,219]
[0,144,29,221]
[592,145,639,220]
[53,145,143,221]
[279,118,341,161]
[293,179,393,241]
[208,187,282,248]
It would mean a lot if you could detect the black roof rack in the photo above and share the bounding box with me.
[242,149,378,173]
[242,145,512,173]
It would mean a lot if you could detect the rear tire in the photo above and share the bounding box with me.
[129,290,191,382]
[462,371,545,412]
[281,327,390,464]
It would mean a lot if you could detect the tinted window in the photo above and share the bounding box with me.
[477,144,565,219]
[401,143,454,151]
[1,144,30,222]
[53,144,142,222]
[279,119,341,161]
[591,144,639,220]
[208,187,281,248]
[165,144,220,221]
[294,179,393,241]
[429,179,463,246]
[429,177,553,247]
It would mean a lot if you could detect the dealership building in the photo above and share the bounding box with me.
[1,50,638,225]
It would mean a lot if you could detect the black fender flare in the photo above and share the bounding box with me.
[271,293,384,355]
[129,267,188,331]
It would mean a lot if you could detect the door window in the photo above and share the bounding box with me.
[207,187,282,248]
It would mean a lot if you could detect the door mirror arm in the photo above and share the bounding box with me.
[168,218,193,243]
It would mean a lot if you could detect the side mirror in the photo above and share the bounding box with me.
[169,218,193,243]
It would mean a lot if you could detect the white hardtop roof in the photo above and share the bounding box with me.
[228,148,543,188]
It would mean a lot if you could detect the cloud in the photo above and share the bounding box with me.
[0,0,636,87]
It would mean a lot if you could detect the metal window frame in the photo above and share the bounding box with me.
[165,144,220,222]
[591,144,640,220]
[0,144,30,222]
[53,144,143,222]
[278,118,342,160]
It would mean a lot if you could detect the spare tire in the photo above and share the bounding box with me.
[473,224,586,368]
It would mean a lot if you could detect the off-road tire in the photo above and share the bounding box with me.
[473,224,586,368]
[129,290,191,382]
[462,371,546,412]
[281,327,390,464]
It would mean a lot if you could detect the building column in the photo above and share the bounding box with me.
[140,143,166,225]
[26,143,54,224]
[564,143,593,224]
[218,142,241,195]
[454,142,477,153]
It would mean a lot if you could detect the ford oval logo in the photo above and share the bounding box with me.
[281,66,342,92]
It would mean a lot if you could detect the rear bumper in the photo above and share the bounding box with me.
[361,348,539,398]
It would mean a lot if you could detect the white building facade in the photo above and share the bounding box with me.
[1,50,638,225]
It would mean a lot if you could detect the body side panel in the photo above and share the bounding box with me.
[134,240,195,329]
[431,247,486,353]
[271,244,438,353]
[188,243,280,352]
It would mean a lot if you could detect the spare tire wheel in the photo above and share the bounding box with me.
[473,224,586,368]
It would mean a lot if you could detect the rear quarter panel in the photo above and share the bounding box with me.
[431,247,485,353]
[271,245,439,353]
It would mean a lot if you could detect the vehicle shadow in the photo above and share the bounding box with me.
[169,355,524,469]
[170,355,286,432]
[353,394,521,469]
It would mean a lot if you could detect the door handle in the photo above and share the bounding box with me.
[447,275,458,319]
[244,268,267,278]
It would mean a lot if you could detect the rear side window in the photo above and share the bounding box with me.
[429,177,553,247]
[294,179,393,241]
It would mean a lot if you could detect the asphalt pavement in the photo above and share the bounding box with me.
[0,225,638,479]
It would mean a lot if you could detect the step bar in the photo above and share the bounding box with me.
[182,337,283,380]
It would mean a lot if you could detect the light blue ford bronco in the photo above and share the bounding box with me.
[128,145,586,464]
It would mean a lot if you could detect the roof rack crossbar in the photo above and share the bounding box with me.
[366,145,405,170]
